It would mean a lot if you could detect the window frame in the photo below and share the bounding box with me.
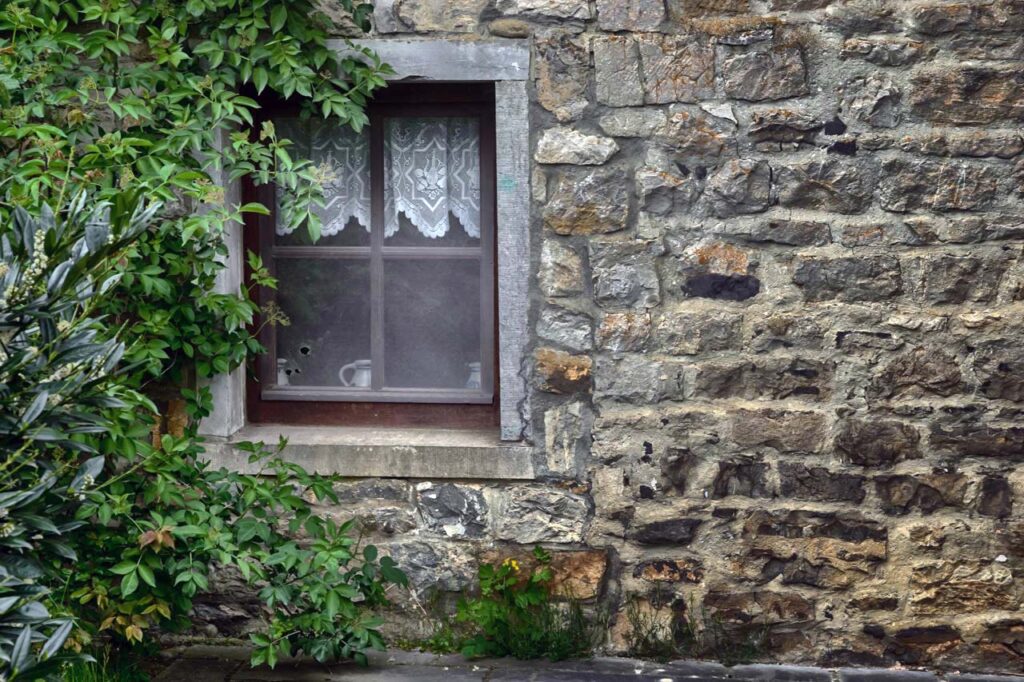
[243,83,500,428]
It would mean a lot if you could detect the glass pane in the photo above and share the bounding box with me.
[274,216,369,247]
[383,259,482,390]
[273,258,371,388]
[384,117,481,247]
[274,116,371,246]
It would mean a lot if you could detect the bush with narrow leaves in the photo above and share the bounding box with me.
[0,195,156,679]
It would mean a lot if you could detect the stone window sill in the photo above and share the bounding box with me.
[202,425,535,480]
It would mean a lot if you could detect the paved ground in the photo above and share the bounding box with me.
[154,646,1023,682]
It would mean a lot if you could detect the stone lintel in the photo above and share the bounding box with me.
[202,425,535,480]
[331,38,531,81]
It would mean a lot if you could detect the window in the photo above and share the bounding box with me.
[245,84,498,428]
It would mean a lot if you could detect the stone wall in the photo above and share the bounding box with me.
[214,0,1024,672]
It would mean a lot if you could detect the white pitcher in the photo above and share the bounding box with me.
[466,362,482,389]
[339,359,372,387]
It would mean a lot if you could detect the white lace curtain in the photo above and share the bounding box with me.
[275,117,481,239]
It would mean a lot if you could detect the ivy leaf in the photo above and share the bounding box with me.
[270,5,288,33]
[121,570,140,597]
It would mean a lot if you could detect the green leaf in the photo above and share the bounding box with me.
[121,571,140,597]
[138,563,157,588]
[239,202,270,216]
[270,5,288,33]
[110,561,137,575]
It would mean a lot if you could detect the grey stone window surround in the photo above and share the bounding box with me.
[199,39,534,480]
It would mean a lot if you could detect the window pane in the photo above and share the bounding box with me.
[274,117,371,244]
[383,259,482,390]
[274,216,370,247]
[273,259,371,388]
[384,117,481,246]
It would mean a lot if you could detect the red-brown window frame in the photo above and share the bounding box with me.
[243,83,499,428]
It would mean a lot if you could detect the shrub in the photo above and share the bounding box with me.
[0,195,157,679]
[65,426,408,667]
[456,547,602,661]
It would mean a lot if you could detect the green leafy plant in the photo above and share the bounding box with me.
[0,0,390,397]
[456,547,602,661]
[0,195,158,679]
[62,414,407,667]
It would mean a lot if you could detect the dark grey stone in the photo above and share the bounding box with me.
[728,663,832,681]
[416,483,488,538]
[839,670,938,682]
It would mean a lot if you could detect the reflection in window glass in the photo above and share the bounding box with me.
[384,259,481,389]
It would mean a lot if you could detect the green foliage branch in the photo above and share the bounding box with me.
[0,0,390,387]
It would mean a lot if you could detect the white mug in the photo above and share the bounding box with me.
[339,359,372,387]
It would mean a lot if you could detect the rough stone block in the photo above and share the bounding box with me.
[416,483,488,538]
[537,305,593,352]
[775,159,876,214]
[732,408,828,454]
[840,37,927,65]
[493,487,589,543]
[719,46,808,101]
[725,219,831,246]
[653,309,743,355]
[637,34,715,104]
[539,239,584,298]
[596,0,665,31]
[544,401,593,476]
[911,66,1024,125]
[496,0,590,19]
[374,0,487,33]
[911,254,1008,304]
[590,240,661,308]
[658,107,737,157]
[535,127,618,165]
[779,462,866,503]
[694,357,834,402]
[705,159,772,217]
[598,108,668,137]
[834,419,922,467]
[870,346,963,399]
[792,255,902,302]
[596,311,652,353]
[534,347,592,394]
[748,109,821,150]
[841,73,901,128]
[534,33,589,122]
[594,355,685,404]
[704,589,815,625]
[594,36,644,107]
[930,420,1024,461]
[879,159,1000,212]
[712,456,772,498]
[742,509,888,589]
[976,345,1024,402]
[874,473,968,515]
[630,517,702,545]
[543,168,630,235]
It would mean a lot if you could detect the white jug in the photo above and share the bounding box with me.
[339,359,372,388]
[466,362,482,389]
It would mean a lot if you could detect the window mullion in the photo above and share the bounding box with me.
[369,110,386,392]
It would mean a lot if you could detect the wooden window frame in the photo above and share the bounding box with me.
[244,83,499,428]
